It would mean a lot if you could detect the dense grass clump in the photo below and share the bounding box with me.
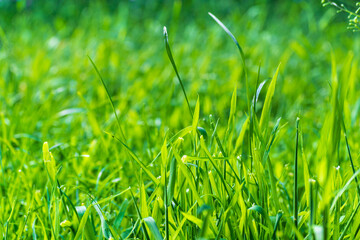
[1,0,360,239]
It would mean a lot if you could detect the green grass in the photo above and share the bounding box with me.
[1,0,360,239]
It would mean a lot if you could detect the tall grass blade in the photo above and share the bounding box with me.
[161,138,170,240]
[342,120,360,196]
[309,179,316,240]
[163,26,193,117]
[208,12,250,111]
[88,55,126,141]
[294,117,300,239]
[130,189,151,240]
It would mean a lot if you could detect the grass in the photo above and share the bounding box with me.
[1,0,360,239]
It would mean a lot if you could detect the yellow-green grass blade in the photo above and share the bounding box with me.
[200,136,231,199]
[93,200,113,239]
[143,217,163,240]
[208,12,251,115]
[259,64,281,132]
[192,96,200,134]
[163,26,193,117]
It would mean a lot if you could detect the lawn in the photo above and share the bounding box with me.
[1,0,360,239]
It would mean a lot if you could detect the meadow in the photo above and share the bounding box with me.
[1,0,360,239]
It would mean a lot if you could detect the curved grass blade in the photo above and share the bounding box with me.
[248,205,268,221]
[181,211,203,228]
[208,12,245,66]
[255,80,268,108]
[163,26,193,117]
[88,55,126,141]
[259,64,281,131]
[143,217,163,240]
[74,188,130,240]
[93,200,112,239]
[262,117,282,166]
[32,218,37,240]
[272,212,283,240]
[114,199,129,229]
[208,12,250,111]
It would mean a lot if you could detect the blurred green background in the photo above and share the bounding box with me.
[1,0,359,156]
[1,0,359,191]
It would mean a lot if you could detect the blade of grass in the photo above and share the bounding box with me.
[208,12,249,109]
[330,169,360,211]
[339,201,360,240]
[309,179,316,240]
[209,115,228,158]
[161,138,170,240]
[129,189,150,240]
[224,85,237,180]
[163,26,193,117]
[342,120,360,196]
[294,117,300,239]
[73,189,130,240]
[88,55,126,141]
[93,200,113,239]
[200,136,231,198]
[259,64,281,131]
[172,145,203,205]
[272,212,283,240]
[143,217,163,240]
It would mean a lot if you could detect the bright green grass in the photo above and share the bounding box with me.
[1,1,360,239]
